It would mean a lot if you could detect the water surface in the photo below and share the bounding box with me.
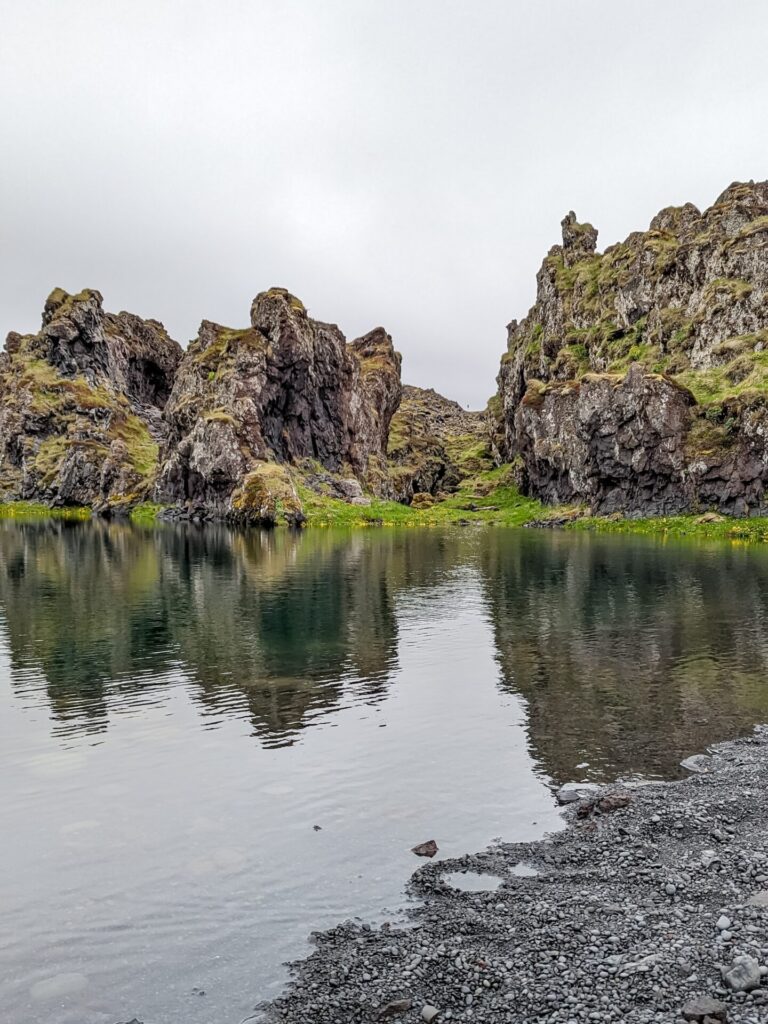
[2,521,768,1024]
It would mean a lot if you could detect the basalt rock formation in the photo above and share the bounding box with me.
[0,287,405,523]
[10,182,768,526]
[155,288,402,522]
[387,385,494,503]
[498,180,768,515]
[0,289,182,512]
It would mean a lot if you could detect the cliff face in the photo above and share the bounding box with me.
[0,289,182,512]
[387,386,493,502]
[0,286,402,522]
[497,181,768,514]
[155,288,402,522]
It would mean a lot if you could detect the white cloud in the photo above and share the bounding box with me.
[1,0,766,406]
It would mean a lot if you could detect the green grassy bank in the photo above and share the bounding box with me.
[3,493,768,544]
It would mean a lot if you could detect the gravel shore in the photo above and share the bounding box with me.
[259,726,768,1024]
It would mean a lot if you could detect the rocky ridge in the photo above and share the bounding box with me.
[387,386,494,505]
[1,287,486,524]
[155,288,402,523]
[9,179,768,524]
[498,181,768,515]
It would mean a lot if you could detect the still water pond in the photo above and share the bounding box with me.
[3,521,768,1023]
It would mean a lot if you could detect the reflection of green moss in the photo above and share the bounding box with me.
[568,514,768,544]
[0,501,90,520]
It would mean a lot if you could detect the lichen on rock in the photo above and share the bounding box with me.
[497,180,768,515]
[386,385,494,503]
[0,289,181,513]
[155,287,402,523]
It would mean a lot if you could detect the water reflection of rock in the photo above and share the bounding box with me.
[7,520,768,778]
[0,521,403,744]
[481,529,768,782]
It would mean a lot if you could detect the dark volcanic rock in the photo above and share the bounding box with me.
[497,180,768,515]
[516,365,697,514]
[156,288,402,522]
[0,289,182,511]
[41,287,181,428]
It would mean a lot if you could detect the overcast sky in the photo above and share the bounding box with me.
[1,1,767,407]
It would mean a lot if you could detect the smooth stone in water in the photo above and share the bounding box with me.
[412,839,438,858]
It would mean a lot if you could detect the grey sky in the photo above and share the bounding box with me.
[1,1,766,407]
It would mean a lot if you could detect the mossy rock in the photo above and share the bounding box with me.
[410,491,435,509]
[230,462,304,527]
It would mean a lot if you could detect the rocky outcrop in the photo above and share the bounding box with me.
[498,180,768,514]
[38,288,181,429]
[517,365,768,515]
[0,289,182,512]
[155,288,402,522]
[0,286,402,523]
[386,386,493,502]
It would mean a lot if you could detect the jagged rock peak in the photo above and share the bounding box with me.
[0,288,184,513]
[561,211,598,266]
[42,286,104,329]
[496,178,768,516]
[156,289,402,522]
[250,286,307,328]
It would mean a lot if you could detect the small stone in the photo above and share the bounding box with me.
[701,850,720,868]
[722,954,762,992]
[411,840,438,858]
[681,994,727,1021]
[421,1007,440,1023]
[597,790,633,813]
[556,782,601,805]
[377,999,413,1019]
[716,915,731,931]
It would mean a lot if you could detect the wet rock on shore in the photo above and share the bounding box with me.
[260,726,768,1023]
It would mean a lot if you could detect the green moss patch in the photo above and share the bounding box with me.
[0,501,91,521]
